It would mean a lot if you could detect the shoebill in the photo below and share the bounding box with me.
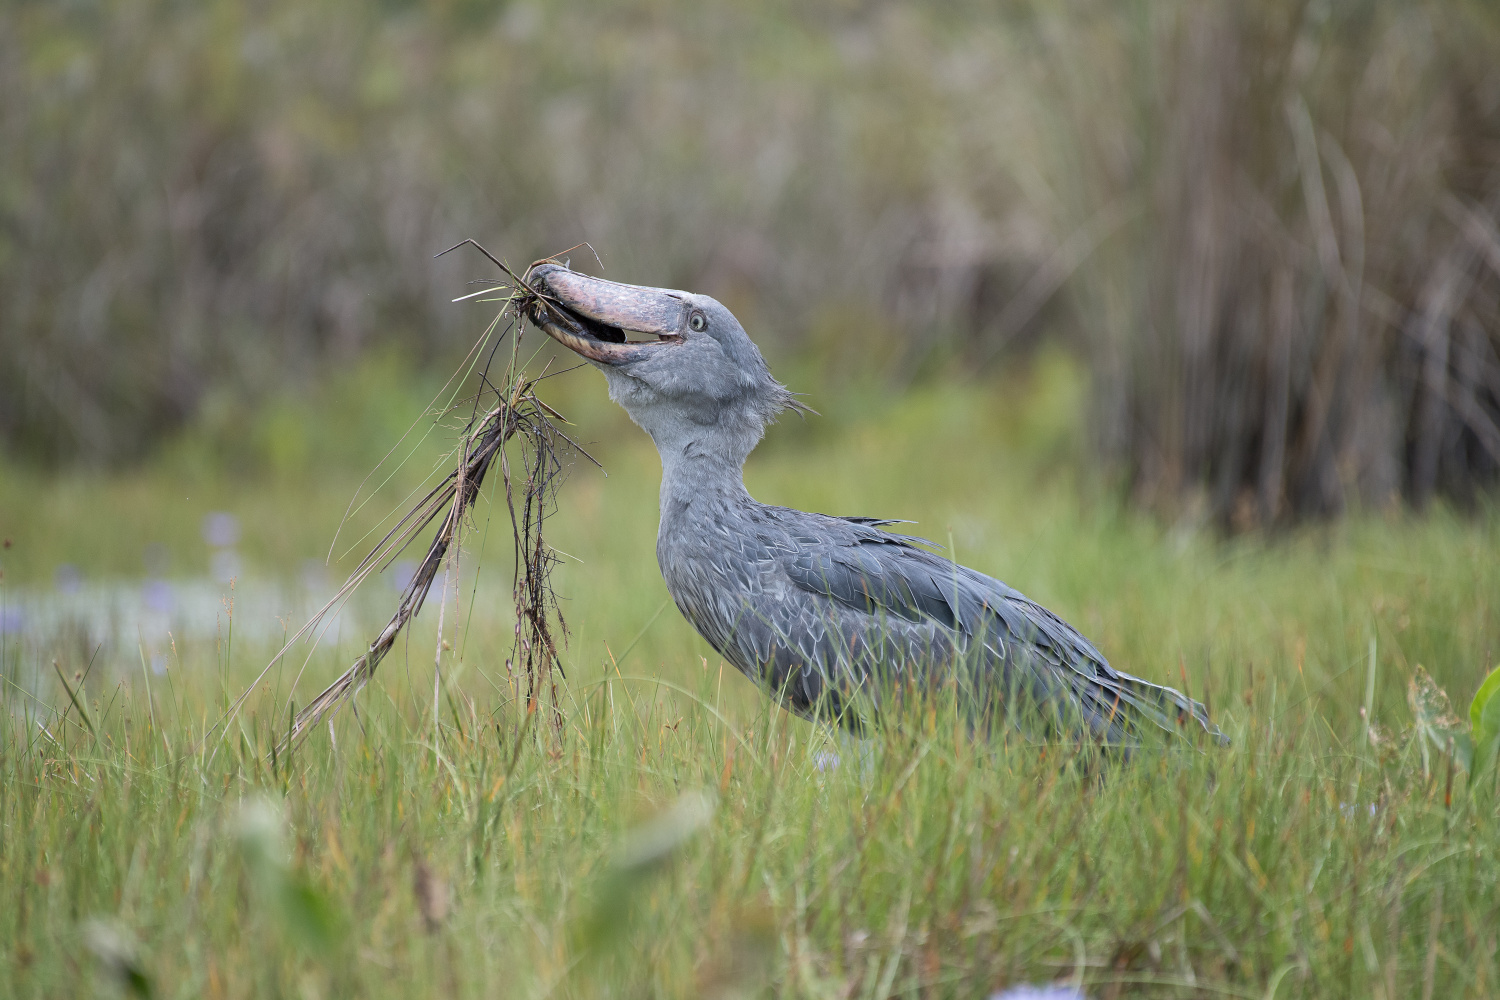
[523,262,1226,747]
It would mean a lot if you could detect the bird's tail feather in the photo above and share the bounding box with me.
[1082,671,1230,747]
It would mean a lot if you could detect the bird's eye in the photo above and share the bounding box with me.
[688,311,707,333]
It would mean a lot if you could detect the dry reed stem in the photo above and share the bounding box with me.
[1060,3,1500,527]
[219,251,595,757]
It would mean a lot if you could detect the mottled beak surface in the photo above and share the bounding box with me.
[525,263,685,365]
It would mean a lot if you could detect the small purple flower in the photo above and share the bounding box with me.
[55,564,82,595]
[989,985,1087,1000]
[0,607,24,634]
[202,512,241,548]
[144,580,174,614]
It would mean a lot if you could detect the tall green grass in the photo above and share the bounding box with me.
[3,361,1499,997]
[6,660,1497,999]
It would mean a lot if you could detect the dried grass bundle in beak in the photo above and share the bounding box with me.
[220,244,595,758]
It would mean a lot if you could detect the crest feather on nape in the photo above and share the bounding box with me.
[766,380,814,420]
[783,385,816,418]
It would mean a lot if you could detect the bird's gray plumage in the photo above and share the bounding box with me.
[525,262,1226,746]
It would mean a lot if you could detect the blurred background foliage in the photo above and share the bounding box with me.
[4,0,1500,527]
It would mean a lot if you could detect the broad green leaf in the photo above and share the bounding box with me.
[1476,731,1500,783]
[1474,666,1500,779]
[1471,663,1500,745]
[574,790,715,956]
[278,880,344,951]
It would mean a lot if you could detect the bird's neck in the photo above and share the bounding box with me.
[654,432,753,526]
[610,388,766,528]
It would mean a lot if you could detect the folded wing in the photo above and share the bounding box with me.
[775,513,1227,745]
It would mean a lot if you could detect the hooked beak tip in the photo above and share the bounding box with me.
[524,263,686,364]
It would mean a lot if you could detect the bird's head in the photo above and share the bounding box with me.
[525,262,801,467]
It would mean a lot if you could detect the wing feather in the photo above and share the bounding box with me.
[776,513,1227,745]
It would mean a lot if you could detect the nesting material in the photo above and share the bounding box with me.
[237,248,591,755]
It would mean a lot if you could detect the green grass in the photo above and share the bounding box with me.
[3,357,1500,998]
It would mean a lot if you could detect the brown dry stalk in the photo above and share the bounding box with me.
[222,252,594,759]
[1056,4,1500,527]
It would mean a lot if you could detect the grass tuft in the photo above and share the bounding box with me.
[4,360,1499,996]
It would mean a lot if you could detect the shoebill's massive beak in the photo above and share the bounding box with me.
[524,263,686,366]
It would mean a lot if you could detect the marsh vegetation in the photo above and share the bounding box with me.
[4,358,1500,997]
[6,1,1500,995]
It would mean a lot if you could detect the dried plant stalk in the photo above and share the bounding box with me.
[1036,3,1500,527]
[223,252,591,757]
[283,385,566,750]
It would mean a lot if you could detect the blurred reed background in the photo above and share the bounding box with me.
[4,0,1500,527]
